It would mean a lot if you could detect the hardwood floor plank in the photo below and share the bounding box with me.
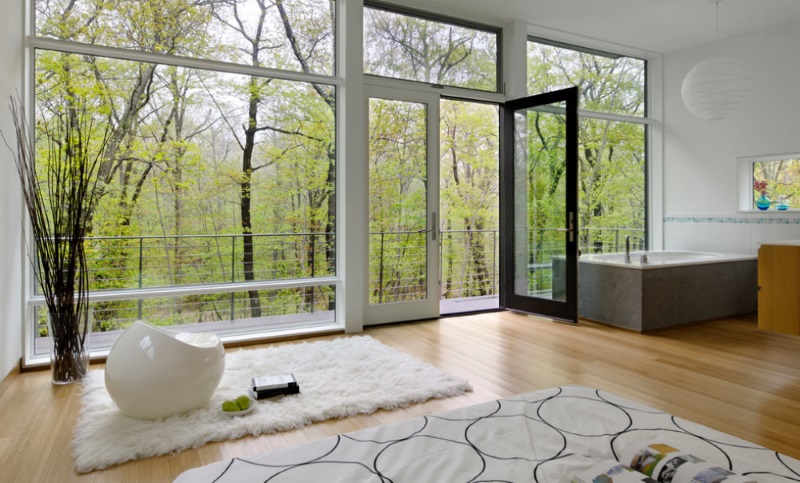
[1,312,799,482]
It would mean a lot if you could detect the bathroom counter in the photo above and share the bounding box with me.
[758,240,800,247]
[758,243,800,336]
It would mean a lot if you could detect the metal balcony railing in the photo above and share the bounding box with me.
[34,226,643,335]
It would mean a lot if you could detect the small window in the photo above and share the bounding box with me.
[748,155,800,211]
[363,4,500,92]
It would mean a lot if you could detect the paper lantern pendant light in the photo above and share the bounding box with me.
[681,0,753,121]
[681,56,753,121]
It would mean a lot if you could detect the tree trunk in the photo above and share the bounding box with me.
[241,77,262,319]
[324,147,336,310]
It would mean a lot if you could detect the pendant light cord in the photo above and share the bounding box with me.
[715,0,720,56]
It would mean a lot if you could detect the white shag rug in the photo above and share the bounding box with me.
[72,336,472,473]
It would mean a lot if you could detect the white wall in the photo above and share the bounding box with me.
[663,18,800,254]
[0,0,24,381]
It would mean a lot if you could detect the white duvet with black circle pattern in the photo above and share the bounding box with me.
[175,385,800,482]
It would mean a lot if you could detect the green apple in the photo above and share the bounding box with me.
[235,395,251,410]
[221,400,240,412]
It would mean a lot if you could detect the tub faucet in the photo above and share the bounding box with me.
[625,235,631,263]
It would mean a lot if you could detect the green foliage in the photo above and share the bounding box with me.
[27,2,647,325]
[527,39,647,259]
[364,6,498,91]
[439,100,499,298]
[32,0,338,327]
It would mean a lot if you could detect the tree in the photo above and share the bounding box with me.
[439,100,499,298]
[368,98,427,302]
[33,0,338,326]
[364,7,497,91]
[527,41,646,254]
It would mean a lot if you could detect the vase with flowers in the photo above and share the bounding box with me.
[754,180,771,211]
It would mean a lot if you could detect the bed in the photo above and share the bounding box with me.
[174,385,800,482]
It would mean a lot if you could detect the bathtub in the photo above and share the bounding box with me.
[579,250,756,269]
[557,250,758,331]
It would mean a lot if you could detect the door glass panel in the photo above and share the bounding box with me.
[514,105,567,301]
[368,98,428,304]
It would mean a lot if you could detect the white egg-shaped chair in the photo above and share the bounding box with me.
[105,321,225,420]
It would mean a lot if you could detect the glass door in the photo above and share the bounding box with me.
[364,87,440,324]
[500,87,579,322]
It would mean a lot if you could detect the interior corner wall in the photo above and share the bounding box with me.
[663,19,800,255]
[0,0,24,381]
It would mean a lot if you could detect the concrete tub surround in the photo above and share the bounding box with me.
[576,251,757,331]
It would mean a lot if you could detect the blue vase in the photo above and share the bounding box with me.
[756,194,771,211]
[778,197,790,210]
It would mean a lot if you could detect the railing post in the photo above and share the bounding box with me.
[310,234,315,313]
[137,237,143,320]
[439,230,443,299]
[230,236,235,321]
[378,233,385,304]
[615,229,619,253]
[492,230,497,295]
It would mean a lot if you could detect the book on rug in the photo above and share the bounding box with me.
[572,443,756,483]
[250,374,300,399]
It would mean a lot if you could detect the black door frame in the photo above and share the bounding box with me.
[499,86,579,323]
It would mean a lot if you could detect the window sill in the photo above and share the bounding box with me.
[23,323,344,369]
[737,209,800,215]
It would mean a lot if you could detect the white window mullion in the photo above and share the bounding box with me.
[28,37,344,87]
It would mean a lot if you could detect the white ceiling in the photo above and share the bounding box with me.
[396,0,800,54]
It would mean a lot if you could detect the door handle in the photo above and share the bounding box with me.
[556,213,575,242]
[568,211,574,243]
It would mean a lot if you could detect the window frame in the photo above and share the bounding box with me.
[23,0,344,366]
[738,152,800,212]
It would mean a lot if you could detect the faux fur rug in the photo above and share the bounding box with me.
[72,336,472,473]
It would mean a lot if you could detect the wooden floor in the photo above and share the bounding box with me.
[1,312,799,482]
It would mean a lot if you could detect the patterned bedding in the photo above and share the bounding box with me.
[174,385,800,482]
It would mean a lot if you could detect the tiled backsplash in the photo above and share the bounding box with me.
[664,215,800,255]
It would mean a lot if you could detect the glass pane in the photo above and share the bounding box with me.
[35,50,336,302]
[527,39,645,117]
[578,120,646,253]
[35,0,335,76]
[439,100,499,314]
[364,7,498,92]
[368,98,428,304]
[753,157,800,211]
[513,105,567,300]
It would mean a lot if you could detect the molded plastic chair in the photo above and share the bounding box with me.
[105,321,225,420]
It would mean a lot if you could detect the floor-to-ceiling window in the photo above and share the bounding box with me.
[527,38,648,263]
[28,0,339,361]
[20,0,655,362]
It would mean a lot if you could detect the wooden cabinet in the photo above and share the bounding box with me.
[758,243,800,335]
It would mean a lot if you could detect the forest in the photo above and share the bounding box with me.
[30,0,647,333]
